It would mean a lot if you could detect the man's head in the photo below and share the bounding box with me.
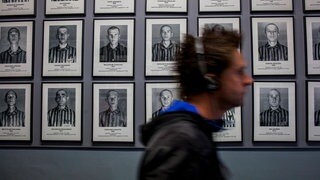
[160,25,173,41]
[5,90,17,106]
[265,23,279,43]
[55,89,69,107]
[177,27,252,109]
[56,26,70,45]
[268,89,280,109]
[107,26,121,46]
[159,89,173,108]
[106,90,119,108]
[7,27,20,45]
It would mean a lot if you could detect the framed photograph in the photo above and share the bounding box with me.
[92,83,134,142]
[41,83,82,141]
[199,0,241,12]
[45,0,85,15]
[307,81,320,141]
[94,0,135,14]
[251,17,295,75]
[0,83,32,141]
[145,82,180,123]
[93,19,134,77]
[305,17,320,75]
[42,20,83,77]
[145,18,187,76]
[0,0,35,16]
[213,106,242,142]
[304,0,320,11]
[146,0,187,13]
[250,0,293,12]
[0,21,33,77]
[253,82,296,142]
[198,17,240,36]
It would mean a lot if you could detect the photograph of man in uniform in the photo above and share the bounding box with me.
[258,23,288,61]
[47,89,75,127]
[314,88,320,126]
[0,90,25,127]
[48,26,77,63]
[99,26,127,62]
[222,108,235,128]
[0,27,26,64]
[152,24,180,61]
[152,89,174,118]
[260,88,289,127]
[312,23,320,60]
[99,90,127,127]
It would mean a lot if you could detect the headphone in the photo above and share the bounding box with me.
[195,38,219,91]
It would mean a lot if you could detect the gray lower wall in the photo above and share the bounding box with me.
[1,149,319,180]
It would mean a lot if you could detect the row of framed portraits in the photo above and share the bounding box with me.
[1,81,320,143]
[1,0,320,16]
[2,16,320,77]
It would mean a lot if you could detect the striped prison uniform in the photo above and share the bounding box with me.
[0,47,26,63]
[48,44,76,63]
[99,108,126,127]
[2,0,29,2]
[0,108,25,127]
[152,41,179,61]
[313,43,320,60]
[258,42,288,61]
[99,43,127,62]
[315,110,320,126]
[260,106,289,126]
[47,106,75,127]
[222,109,235,128]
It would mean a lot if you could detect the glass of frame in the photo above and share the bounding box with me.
[93,19,134,77]
[45,0,85,15]
[41,83,82,141]
[304,0,320,11]
[0,0,35,16]
[145,18,187,76]
[42,20,83,77]
[146,0,187,13]
[307,81,320,141]
[92,83,134,142]
[0,83,32,141]
[0,21,33,77]
[213,106,242,142]
[250,0,293,12]
[251,17,295,76]
[253,82,296,142]
[145,82,180,123]
[305,17,320,75]
[198,17,240,36]
[199,0,241,13]
[94,0,135,14]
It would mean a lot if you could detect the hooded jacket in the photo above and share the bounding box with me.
[139,100,226,180]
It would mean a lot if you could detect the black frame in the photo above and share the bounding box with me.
[45,0,86,16]
[145,0,188,13]
[41,82,83,142]
[250,0,293,12]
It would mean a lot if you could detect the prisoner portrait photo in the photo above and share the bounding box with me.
[314,87,320,126]
[204,23,233,32]
[312,22,320,60]
[151,88,178,118]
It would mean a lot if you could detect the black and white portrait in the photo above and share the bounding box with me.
[99,25,128,62]
[145,18,187,76]
[47,88,76,127]
[93,83,134,142]
[0,89,25,127]
[306,17,320,75]
[252,17,295,75]
[253,82,296,142]
[48,25,77,63]
[42,20,83,77]
[307,81,320,141]
[312,22,320,60]
[93,19,134,77]
[222,108,236,128]
[151,24,180,62]
[259,88,289,127]
[198,18,240,38]
[42,83,82,141]
[99,89,127,127]
[314,87,320,126]
[0,26,27,64]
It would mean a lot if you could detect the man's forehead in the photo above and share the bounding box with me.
[57,90,67,95]
[7,91,16,96]
[269,90,279,96]
[266,24,278,31]
[58,28,68,33]
[162,26,172,31]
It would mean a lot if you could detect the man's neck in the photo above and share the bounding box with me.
[58,105,66,110]
[10,44,19,52]
[59,43,68,49]
[7,105,16,112]
[187,93,226,120]
[110,43,118,49]
[161,40,171,48]
[109,106,118,111]
[268,41,278,47]
[270,106,279,110]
